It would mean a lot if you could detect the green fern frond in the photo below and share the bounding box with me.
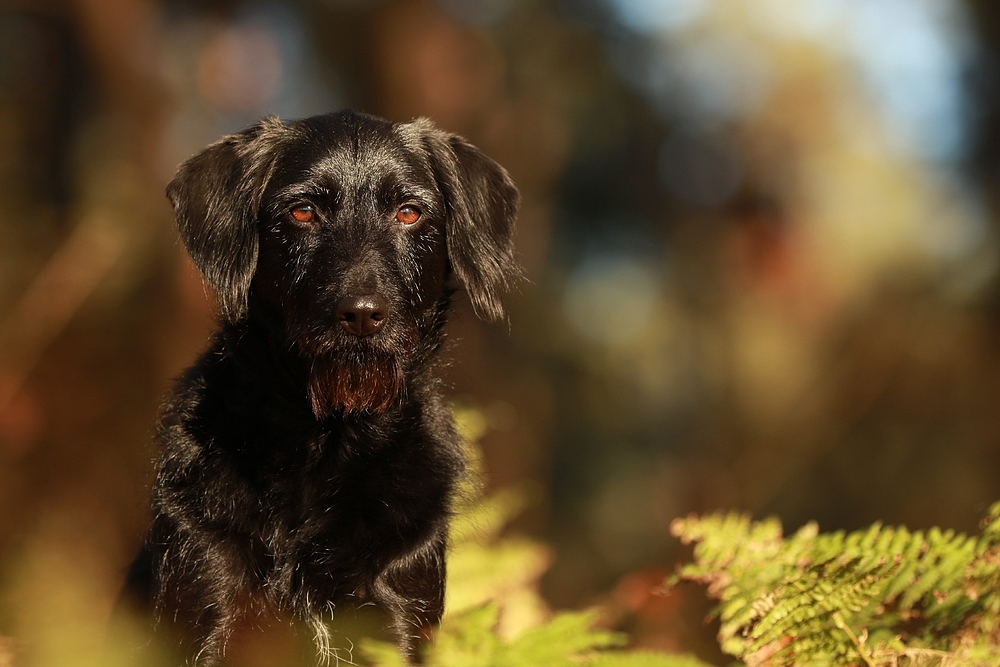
[361,604,720,667]
[671,505,1000,667]
[500,608,625,666]
[587,651,721,667]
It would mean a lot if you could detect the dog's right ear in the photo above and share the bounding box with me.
[410,119,521,322]
[166,117,284,323]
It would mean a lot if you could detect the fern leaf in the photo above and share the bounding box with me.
[587,651,716,667]
[499,609,625,667]
[672,503,1000,666]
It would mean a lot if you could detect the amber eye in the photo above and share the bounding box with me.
[290,205,315,223]
[395,205,421,225]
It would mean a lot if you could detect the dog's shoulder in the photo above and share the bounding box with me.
[157,334,238,433]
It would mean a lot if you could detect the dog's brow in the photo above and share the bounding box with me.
[397,182,435,200]
[374,168,435,200]
[383,182,440,216]
[268,184,335,209]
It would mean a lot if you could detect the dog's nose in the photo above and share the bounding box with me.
[336,295,389,336]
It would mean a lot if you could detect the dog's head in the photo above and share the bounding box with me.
[166,111,520,417]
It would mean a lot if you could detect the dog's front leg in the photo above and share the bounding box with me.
[159,570,242,667]
[369,529,447,664]
[144,525,249,666]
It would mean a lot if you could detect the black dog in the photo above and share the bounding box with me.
[122,110,519,665]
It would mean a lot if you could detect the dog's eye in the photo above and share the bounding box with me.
[290,205,316,224]
[395,206,421,225]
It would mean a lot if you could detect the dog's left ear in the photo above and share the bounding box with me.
[166,117,284,323]
[412,120,521,322]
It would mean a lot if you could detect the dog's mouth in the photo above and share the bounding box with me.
[294,308,419,419]
[307,352,406,419]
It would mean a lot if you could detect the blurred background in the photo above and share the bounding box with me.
[3,0,1000,662]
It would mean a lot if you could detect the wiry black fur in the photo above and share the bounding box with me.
[121,110,519,665]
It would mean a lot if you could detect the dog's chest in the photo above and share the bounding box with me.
[234,425,451,601]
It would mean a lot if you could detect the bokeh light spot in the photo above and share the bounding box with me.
[197,25,282,113]
[564,253,660,346]
[607,0,709,34]
[659,127,744,207]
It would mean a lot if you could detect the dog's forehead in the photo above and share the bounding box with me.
[273,113,432,193]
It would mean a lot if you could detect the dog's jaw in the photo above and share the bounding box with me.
[307,352,407,418]
[296,316,421,419]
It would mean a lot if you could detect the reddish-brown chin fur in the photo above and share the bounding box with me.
[307,355,406,419]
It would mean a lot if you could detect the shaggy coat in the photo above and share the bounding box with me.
[121,110,519,665]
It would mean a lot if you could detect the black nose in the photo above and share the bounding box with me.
[335,295,389,336]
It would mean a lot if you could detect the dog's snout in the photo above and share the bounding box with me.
[336,295,389,336]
